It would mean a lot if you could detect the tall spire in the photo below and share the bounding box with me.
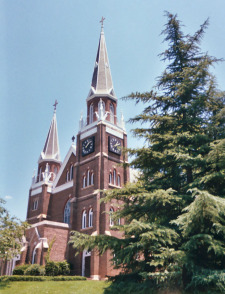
[39,100,61,162]
[87,18,116,101]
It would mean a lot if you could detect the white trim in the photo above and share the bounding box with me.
[47,186,53,193]
[29,220,69,229]
[86,93,117,102]
[53,145,76,189]
[82,250,91,277]
[82,210,87,229]
[31,187,42,196]
[79,121,98,133]
[52,181,73,194]
[103,120,126,134]
[80,127,97,140]
[91,275,100,280]
[89,208,93,227]
[31,180,44,190]
[106,126,124,139]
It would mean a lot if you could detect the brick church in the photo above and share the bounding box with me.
[17,21,130,279]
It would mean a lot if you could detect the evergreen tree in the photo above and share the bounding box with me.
[70,13,225,291]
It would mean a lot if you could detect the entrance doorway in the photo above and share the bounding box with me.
[82,250,91,277]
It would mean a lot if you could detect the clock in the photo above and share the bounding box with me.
[108,136,122,155]
[82,137,95,156]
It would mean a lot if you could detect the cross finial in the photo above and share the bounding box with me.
[100,17,105,28]
[53,100,58,111]
[72,136,75,143]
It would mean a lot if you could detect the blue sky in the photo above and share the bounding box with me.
[1,0,225,220]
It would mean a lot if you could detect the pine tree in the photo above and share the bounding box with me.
[70,13,225,291]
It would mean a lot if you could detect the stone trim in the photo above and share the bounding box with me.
[28,220,69,229]
[52,181,73,194]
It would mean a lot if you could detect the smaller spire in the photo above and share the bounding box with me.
[39,101,61,163]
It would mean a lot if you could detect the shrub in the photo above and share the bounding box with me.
[13,264,30,275]
[45,260,70,276]
[45,261,60,276]
[58,261,70,275]
[0,275,86,282]
[24,264,45,276]
[49,275,86,281]
[0,275,46,281]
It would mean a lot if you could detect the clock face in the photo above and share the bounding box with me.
[82,137,95,156]
[109,136,122,155]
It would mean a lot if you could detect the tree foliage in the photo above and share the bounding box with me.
[0,198,28,265]
[70,12,225,291]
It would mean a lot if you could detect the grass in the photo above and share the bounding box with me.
[0,280,108,294]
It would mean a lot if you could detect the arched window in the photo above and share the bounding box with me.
[118,217,121,225]
[110,103,114,123]
[66,171,70,182]
[54,166,58,176]
[32,247,37,264]
[98,100,105,115]
[39,167,42,182]
[33,199,38,210]
[109,173,112,184]
[64,200,71,225]
[91,173,94,185]
[46,164,50,173]
[117,175,121,187]
[83,176,86,188]
[70,165,74,181]
[82,210,87,229]
[89,208,93,227]
[87,170,90,186]
[109,208,114,227]
[113,170,116,185]
[89,104,94,124]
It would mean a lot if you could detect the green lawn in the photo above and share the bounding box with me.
[0,280,108,294]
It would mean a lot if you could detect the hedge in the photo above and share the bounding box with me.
[0,275,86,282]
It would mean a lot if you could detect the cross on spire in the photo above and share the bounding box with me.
[100,17,105,28]
[53,100,58,111]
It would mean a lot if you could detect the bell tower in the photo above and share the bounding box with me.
[70,19,129,279]
[27,100,61,223]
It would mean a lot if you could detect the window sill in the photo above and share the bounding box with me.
[81,184,94,190]
[81,226,93,231]
[109,184,121,189]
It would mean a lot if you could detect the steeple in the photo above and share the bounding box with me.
[39,100,61,163]
[87,17,116,101]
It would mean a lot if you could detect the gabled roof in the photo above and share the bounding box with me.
[87,25,117,101]
[52,144,76,189]
[39,110,61,163]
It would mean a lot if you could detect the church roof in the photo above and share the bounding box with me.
[39,104,61,163]
[87,22,116,101]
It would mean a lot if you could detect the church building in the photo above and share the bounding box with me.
[18,20,130,279]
